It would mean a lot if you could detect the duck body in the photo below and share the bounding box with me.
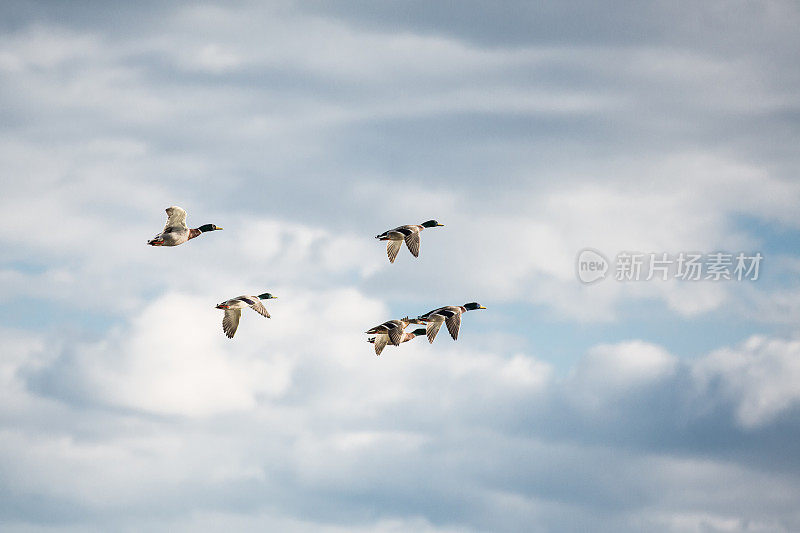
[215,292,277,338]
[365,317,422,354]
[376,220,443,263]
[417,302,486,343]
[368,328,426,356]
[148,225,190,247]
[147,206,222,246]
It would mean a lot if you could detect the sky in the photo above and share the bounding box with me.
[1,1,800,531]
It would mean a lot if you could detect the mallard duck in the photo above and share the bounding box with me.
[368,328,426,356]
[365,317,421,353]
[215,292,277,338]
[375,220,444,263]
[147,206,222,246]
[417,302,486,343]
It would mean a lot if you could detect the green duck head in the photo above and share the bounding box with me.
[421,219,444,228]
[198,223,223,232]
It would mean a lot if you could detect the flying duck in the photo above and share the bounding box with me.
[375,220,444,263]
[368,328,427,356]
[215,293,277,338]
[147,206,222,246]
[417,302,486,343]
[365,317,422,354]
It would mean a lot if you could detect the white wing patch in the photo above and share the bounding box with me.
[164,206,188,231]
[419,306,445,322]
[222,309,242,338]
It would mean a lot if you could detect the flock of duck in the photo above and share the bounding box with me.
[147,206,485,353]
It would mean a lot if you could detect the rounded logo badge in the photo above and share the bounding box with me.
[576,248,609,284]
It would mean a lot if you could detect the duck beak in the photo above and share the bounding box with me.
[479,305,486,309]
[437,223,445,227]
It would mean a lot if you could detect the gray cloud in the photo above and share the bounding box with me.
[6,303,800,531]
[1,1,800,532]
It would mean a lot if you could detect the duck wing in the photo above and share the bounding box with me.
[386,323,405,345]
[371,319,406,346]
[425,319,444,344]
[223,308,242,338]
[248,297,271,318]
[163,206,188,232]
[373,333,389,355]
[419,306,447,322]
[444,312,461,340]
[404,230,420,257]
[387,240,402,263]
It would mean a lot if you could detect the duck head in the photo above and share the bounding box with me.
[198,224,223,232]
[421,219,444,228]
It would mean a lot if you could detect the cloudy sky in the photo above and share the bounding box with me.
[2,1,800,531]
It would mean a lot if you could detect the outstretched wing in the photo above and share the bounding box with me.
[404,231,420,257]
[387,324,404,346]
[445,313,461,340]
[374,334,389,356]
[250,298,271,318]
[387,240,402,263]
[222,309,242,338]
[425,319,443,344]
[163,206,188,232]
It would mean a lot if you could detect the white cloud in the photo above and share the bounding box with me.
[2,11,797,324]
[1,2,800,531]
[133,511,475,533]
[192,44,244,73]
[5,314,800,531]
[567,340,677,413]
[0,25,100,71]
[692,336,800,428]
[574,341,677,387]
[33,287,384,417]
